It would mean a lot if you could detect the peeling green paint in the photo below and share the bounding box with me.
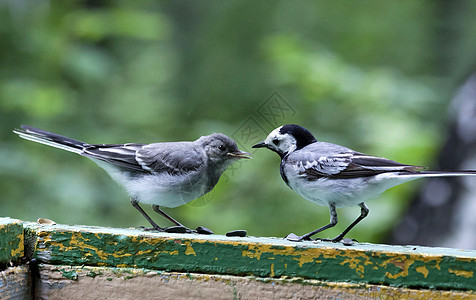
[60,268,78,281]
[86,270,102,278]
[0,218,24,265]
[24,223,476,291]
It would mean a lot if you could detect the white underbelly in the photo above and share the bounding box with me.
[287,173,419,208]
[124,173,208,207]
[93,159,208,208]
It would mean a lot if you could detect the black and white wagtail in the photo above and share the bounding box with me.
[14,125,251,233]
[253,124,476,242]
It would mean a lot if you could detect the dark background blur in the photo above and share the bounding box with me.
[2,1,476,247]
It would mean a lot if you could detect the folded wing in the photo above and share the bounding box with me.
[292,146,423,180]
[135,142,203,175]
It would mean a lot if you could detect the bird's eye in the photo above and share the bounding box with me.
[218,145,226,151]
[272,139,280,146]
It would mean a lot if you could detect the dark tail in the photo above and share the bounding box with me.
[13,125,89,154]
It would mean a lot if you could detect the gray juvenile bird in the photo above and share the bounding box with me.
[253,124,476,242]
[14,125,251,233]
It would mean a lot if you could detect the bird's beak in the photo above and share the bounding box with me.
[227,150,252,159]
[252,141,267,149]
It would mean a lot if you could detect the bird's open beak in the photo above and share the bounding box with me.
[252,141,267,149]
[227,150,252,159]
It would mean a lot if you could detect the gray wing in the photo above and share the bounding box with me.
[83,142,203,175]
[290,142,423,180]
[135,142,204,175]
[83,143,146,172]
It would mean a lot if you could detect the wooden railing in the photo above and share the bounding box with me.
[1,217,475,299]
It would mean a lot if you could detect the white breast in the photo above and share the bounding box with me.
[284,164,419,208]
[124,173,208,208]
[92,159,208,208]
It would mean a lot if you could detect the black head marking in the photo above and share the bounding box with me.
[279,124,317,150]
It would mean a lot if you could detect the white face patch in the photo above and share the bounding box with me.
[264,126,297,154]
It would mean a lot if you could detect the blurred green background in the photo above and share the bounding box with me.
[1,1,476,243]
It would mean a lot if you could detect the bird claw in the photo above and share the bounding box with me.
[285,233,356,245]
[314,237,332,242]
[138,226,164,232]
[139,225,214,235]
[314,237,357,245]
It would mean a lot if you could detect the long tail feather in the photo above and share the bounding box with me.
[398,170,476,178]
[13,125,88,155]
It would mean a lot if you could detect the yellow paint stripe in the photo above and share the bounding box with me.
[449,269,474,278]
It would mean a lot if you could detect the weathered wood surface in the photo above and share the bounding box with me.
[35,264,476,300]
[0,266,30,299]
[24,222,476,291]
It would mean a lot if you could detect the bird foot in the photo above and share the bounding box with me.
[314,237,333,242]
[138,226,165,232]
[139,225,215,235]
[314,237,358,246]
[138,225,191,233]
[285,233,357,245]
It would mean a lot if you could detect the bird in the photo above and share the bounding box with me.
[14,125,251,234]
[253,124,476,243]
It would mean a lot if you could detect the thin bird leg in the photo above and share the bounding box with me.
[152,205,186,227]
[295,203,338,241]
[331,202,369,242]
[130,198,164,231]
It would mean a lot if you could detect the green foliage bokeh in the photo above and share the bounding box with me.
[1,1,476,243]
